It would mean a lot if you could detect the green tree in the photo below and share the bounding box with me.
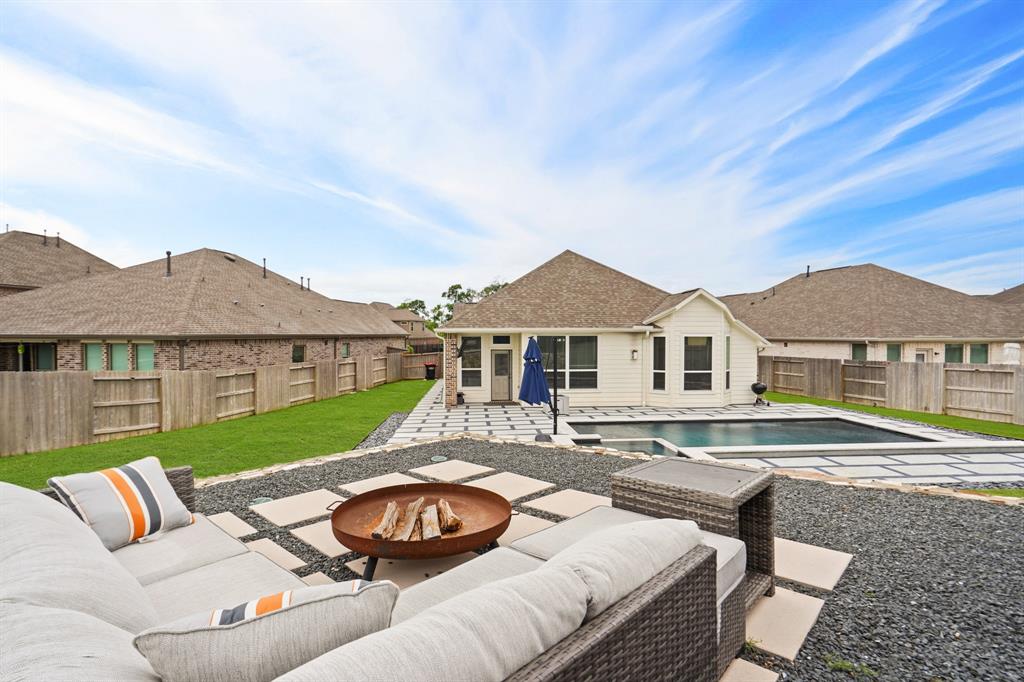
[398,299,428,318]
[479,281,508,298]
[429,281,509,327]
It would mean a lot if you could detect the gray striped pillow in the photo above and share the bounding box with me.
[48,456,193,550]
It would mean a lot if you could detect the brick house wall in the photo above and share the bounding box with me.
[57,340,82,370]
[444,333,458,407]
[0,345,16,370]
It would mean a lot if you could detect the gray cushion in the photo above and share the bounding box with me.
[144,551,305,622]
[0,602,159,682]
[114,514,248,585]
[0,482,159,634]
[392,547,543,623]
[546,518,703,620]
[509,505,650,560]
[278,566,589,682]
[702,531,746,603]
[134,581,399,682]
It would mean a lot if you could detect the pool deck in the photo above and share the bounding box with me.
[390,383,1024,485]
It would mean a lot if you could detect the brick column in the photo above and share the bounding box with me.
[443,333,458,408]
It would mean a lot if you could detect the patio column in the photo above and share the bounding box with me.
[443,333,458,408]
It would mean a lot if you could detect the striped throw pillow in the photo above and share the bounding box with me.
[134,581,400,682]
[48,456,193,551]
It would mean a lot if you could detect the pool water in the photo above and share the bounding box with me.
[600,440,674,456]
[572,419,923,448]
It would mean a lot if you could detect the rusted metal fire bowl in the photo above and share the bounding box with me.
[330,482,512,560]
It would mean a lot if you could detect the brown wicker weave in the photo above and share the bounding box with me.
[507,545,718,682]
[717,580,746,678]
[38,465,196,512]
[611,459,775,601]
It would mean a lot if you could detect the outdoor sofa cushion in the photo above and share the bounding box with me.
[546,517,703,620]
[0,602,159,682]
[113,513,248,585]
[0,481,159,634]
[47,456,193,551]
[278,565,589,682]
[511,504,747,602]
[392,546,544,623]
[134,580,399,682]
[144,551,306,622]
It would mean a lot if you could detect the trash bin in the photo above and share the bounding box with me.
[424,363,436,380]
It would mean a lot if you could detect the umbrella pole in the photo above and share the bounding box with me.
[552,337,559,435]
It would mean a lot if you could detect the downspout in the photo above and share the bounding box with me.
[641,330,649,407]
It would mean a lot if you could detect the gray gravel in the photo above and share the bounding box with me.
[355,411,408,449]
[196,440,1023,681]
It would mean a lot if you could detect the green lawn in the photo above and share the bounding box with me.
[0,380,436,490]
[765,391,1024,441]
[966,488,1024,498]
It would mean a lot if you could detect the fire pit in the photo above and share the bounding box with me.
[330,482,512,580]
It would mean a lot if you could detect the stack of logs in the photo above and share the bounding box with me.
[371,497,463,541]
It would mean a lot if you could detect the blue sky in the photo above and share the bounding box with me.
[1,0,1021,306]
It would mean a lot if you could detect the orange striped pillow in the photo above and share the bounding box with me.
[48,456,193,550]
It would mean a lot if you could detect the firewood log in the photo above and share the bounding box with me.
[420,504,442,540]
[436,498,463,532]
[394,497,425,541]
[409,517,422,542]
[371,501,400,540]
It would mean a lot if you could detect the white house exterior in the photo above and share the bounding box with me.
[438,251,767,409]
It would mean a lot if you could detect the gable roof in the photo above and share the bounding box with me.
[983,283,1024,305]
[370,301,427,322]
[443,250,672,329]
[0,248,407,339]
[0,230,118,290]
[719,264,1024,340]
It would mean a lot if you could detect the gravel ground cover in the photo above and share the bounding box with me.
[196,439,1023,681]
[355,411,408,449]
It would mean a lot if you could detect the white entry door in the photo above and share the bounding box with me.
[491,350,512,401]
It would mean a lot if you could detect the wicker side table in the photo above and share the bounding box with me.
[611,458,775,607]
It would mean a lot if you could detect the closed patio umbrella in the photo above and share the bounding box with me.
[518,336,551,406]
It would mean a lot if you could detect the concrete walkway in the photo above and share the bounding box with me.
[390,383,1024,485]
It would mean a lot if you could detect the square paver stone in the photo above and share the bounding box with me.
[245,539,306,571]
[774,538,852,591]
[340,472,421,495]
[302,572,335,586]
[291,520,351,558]
[207,512,257,538]
[746,587,824,661]
[466,472,555,501]
[886,464,969,476]
[523,490,611,518]
[250,489,345,527]
[345,553,476,589]
[498,513,555,546]
[954,463,1024,475]
[819,466,897,479]
[721,659,779,682]
[827,455,898,466]
[889,454,959,465]
[408,459,495,482]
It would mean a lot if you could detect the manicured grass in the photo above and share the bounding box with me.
[0,380,436,490]
[765,391,1024,441]
[966,488,1024,498]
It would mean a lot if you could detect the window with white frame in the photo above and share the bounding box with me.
[652,336,666,390]
[725,336,731,390]
[683,336,712,391]
[460,336,482,387]
[538,335,598,389]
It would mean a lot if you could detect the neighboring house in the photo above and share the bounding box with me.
[0,229,118,296]
[982,283,1024,305]
[437,250,767,408]
[719,264,1024,365]
[369,302,443,352]
[0,248,407,371]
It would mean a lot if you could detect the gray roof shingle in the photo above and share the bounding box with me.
[719,264,1024,340]
[0,248,407,339]
[0,230,118,290]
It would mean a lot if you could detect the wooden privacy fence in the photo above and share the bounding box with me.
[401,352,444,380]
[0,353,426,457]
[758,355,1024,424]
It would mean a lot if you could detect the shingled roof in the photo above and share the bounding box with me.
[719,264,1024,341]
[984,283,1024,305]
[371,301,426,322]
[0,230,118,291]
[0,248,407,339]
[442,250,700,329]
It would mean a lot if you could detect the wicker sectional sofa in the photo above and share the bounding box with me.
[1,467,747,681]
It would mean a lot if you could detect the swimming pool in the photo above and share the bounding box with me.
[571,419,924,449]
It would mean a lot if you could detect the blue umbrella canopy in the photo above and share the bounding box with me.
[518,337,551,405]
